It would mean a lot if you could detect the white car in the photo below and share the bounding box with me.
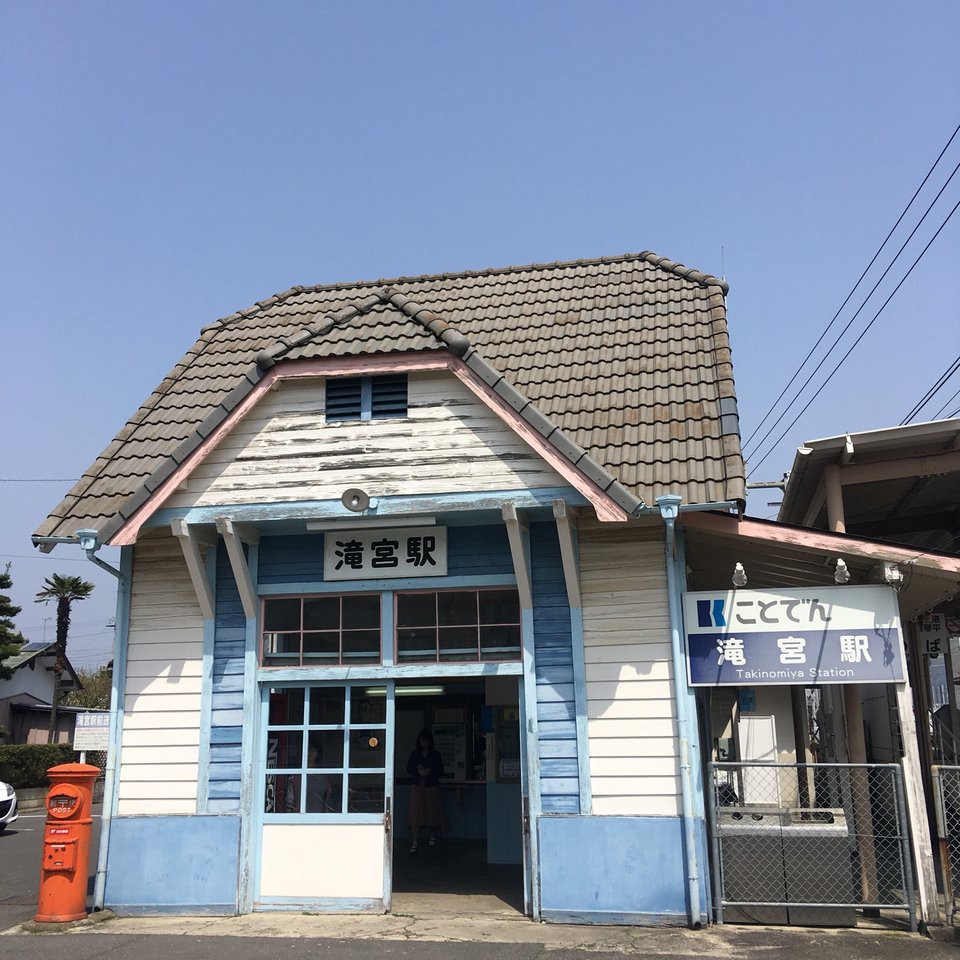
[0,781,18,833]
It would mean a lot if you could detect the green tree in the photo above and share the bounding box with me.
[0,563,25,682]
[35,574,94,743]
[63,664,113,711]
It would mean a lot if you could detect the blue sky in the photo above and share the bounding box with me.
[2,2,958,667]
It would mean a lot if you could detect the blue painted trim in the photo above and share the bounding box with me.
[252,686,270,907]
[566,526,592,816]
[254,897,384,912]
[196,544,217,814]
[258,573,516,595]
[147,486,589,529]
[94,544,133,911]
[257,662,523,682]
[237,542,260,914]
[519,530,542,920]
[383,680,395,910]
[676,529,705,821]
[111,904,237,917]
[360,376,373,420]
[380,592,395,667]
[541,910,689,926]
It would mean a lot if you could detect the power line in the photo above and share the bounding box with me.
[743,155,960,462]
[931,383,960,419]
[0,553,93,564]
[748,194,960,477]
[741,121,960,453]
[0,479,79,483]
[901,353,960,424]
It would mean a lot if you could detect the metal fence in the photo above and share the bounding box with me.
[932,766,960,924]
[708,762,915,930]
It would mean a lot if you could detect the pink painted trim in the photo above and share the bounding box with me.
[109,351,628,545]
[681,512,960,575]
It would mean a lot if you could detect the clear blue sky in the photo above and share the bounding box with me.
[2,2,958,667]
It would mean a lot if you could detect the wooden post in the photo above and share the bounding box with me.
[944,638,960,746]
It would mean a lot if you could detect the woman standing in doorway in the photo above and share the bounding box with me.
[406,728,444,854]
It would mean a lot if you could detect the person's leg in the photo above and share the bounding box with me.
[408,787,422,853]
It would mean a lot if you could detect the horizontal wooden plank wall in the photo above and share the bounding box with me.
[530,521,579,813]
[164,370,564,509]
[118,533,203,815]
[580,523,680,817]
[206,541,246,813]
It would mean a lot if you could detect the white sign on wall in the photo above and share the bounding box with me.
[919,612,948,658]
[322,526,448,581]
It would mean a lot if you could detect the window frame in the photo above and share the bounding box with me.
[260,593,383,668]
[394,586,522,665]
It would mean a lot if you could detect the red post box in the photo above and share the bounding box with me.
[35,763,100,923]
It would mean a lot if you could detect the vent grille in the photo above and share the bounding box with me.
[325,374,408,422]
[370,375,408,419]
[325,377,362,421]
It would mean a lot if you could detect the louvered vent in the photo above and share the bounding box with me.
[325,377,362,421]
[370,375,408,419]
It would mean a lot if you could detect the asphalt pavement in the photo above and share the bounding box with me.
[0,805,101,930]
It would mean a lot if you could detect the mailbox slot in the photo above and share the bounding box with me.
[43,839,78,872]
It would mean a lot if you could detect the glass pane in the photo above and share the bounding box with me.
[397,627,437,662]
[307,730,344,769]
[309,686,346,725]
[348,773,385,813]
[351,692,387,725]
[305,774,343,813]
[264,598,301,631]
[342,630,380,663]
[303,632,340,664]
[479,589,520,625]
[439,626,479,661]
[303,596,340,630]
[480,624,522,661]
[265,773,300,814]
[265,730,303,768]
[343,594,380,630]
[397,592,436,627]
[262,632,301,666]
[268,687,304,725]
[438,591,477,626]
[349,729,386,769]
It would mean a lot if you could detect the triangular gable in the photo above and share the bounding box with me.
[103,291,643,545]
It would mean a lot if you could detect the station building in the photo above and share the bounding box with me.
[33,252,959,927]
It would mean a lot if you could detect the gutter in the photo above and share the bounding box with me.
[656,494,702,928]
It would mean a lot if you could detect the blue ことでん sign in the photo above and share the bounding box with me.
[683,584,906,686]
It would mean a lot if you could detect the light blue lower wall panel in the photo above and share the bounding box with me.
[105,815,241,915]
[538,815,708,924]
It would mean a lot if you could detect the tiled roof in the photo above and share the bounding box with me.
[35,251,745,541]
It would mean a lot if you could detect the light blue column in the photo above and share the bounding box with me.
[196,544,217,813]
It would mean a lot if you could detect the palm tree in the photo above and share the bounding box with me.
[35,574,94,744]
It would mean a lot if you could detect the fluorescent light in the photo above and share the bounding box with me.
[364,686,446,697]
[307,517,437,531]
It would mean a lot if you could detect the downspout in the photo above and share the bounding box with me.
[656,494,702,928]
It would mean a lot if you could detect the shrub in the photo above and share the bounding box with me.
[0,743,76,788]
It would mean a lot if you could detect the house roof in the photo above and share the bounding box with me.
[2,641,83,689]
[35,250,745,543]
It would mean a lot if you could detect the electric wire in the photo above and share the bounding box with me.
[743,157,960,463]
[741,121,960,453]
[901,352,960,424]
[931,383,960,420]
[747,194,960,477]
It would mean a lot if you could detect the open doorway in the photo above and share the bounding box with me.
[391,677,525,916]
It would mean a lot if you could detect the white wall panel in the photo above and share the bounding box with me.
[117,533,204,815]
[164,370,564,510]
[581,524,680,816]
[260,824,384,900]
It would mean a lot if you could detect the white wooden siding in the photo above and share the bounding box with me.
[117,534,204,815]
[163,370,564,509]
[580,524,681,817]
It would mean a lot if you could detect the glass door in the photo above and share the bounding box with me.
[256,682,395,910]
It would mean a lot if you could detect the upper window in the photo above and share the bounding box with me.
[262,594,381,666]
[325,374,408,422]
[396,589,522,663]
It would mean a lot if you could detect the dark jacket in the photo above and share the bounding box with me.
[407,747,444,786]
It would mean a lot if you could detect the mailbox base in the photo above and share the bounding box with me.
[34,909,88,923]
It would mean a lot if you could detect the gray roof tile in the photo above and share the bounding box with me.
[35,250,745,540]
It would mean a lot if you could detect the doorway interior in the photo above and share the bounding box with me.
[391,676,525,916]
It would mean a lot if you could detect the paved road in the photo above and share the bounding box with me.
[0,805,101,930]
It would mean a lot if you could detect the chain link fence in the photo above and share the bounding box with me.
[932,766,960,924]
[708,762,915,930]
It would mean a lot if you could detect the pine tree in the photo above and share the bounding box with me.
[0,563,26,682]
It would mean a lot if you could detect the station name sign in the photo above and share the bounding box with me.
[323,526,448,581]
[684,584,906,686]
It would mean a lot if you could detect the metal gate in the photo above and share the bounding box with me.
[932,765,960,924]
[708,762,916,930]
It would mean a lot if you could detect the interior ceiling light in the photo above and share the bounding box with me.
[364,686,446,697]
